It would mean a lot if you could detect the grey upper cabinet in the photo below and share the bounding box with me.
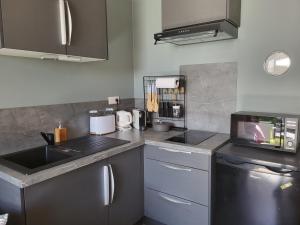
[1,0,66,54]
[108,147,144,225]
[66,0,108,59]
[24,160,108,225]
[162,0,241,30]
[0,0,108,61]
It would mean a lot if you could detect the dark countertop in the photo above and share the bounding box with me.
[0,129,229,188]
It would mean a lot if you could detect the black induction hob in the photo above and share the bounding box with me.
[166,130,216,145]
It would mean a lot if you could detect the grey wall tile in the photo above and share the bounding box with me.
[181,62,237,133]
[135,98,145,109]
[0,99,135,155]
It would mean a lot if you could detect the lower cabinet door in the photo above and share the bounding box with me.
[24,160,108,225]
[108,147,144,225]
[145,188,209,225]
[145,158,209,205]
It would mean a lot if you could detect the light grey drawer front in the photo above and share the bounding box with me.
[145,188,209,225]
[145,159,209,205]
[144,145,209,171]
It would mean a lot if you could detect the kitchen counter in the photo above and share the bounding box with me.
[106,129,229,155]
[0,129,229,188]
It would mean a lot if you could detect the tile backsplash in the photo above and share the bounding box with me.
[135,63,238,133]
[181,62,237,133]
[0,99,135,155]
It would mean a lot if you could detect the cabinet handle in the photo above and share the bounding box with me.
[103,166,110,206]
[159,163,192,172]
[65,0,73,46]
[158,193,192,206]
[58,0,67,45]
[108,164,115,204]
[159,147,192,155]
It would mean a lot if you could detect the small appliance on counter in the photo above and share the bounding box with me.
[132,109,147,131]
[89,110,116,135]
[116,110,133,131]
[231,111,300,153]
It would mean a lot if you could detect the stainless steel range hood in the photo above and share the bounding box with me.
[154,20,238,45]
[155,0,241,45]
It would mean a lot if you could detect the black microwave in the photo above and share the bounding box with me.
[231,112,300,153]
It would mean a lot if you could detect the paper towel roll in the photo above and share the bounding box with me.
[155,77,179,88]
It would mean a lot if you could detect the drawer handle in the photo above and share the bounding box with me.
[159,163,192,172]
[159,147,192,155]
[159,193,192,206]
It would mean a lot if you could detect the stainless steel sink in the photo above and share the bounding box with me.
[0,146,72,174]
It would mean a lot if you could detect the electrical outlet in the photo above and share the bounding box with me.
[108,96,120,105]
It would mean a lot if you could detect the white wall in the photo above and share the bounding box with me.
[133,0,300,114]
[0,0,134,109]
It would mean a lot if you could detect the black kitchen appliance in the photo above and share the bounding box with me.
[132,109,147,131]
[214,143,300,225]
[166,130,215,145]
[154,0,241,45]
[231,112,300,153]
[154,20,238,45]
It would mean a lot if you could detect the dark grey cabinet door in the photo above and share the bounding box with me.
[108,148,144,225]
[66,0,108,59]
[24,160,108,225]
[1,0,66,54]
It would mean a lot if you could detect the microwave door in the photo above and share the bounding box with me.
[232,115,284,148]
[255,119,284,148]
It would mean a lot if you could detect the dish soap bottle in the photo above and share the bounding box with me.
[55,121,68,143]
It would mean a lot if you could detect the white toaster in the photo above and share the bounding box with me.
[90,114,116,135]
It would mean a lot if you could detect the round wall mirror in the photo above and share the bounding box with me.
[264,51,291,76]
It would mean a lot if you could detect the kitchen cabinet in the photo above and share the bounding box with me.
[108,147,144,225]
[0,147,143,225]
[1,0,65,55]
[0,179,25,225]
[25,160,109,225]
[145,159,209,205]
[145,189,208,225]
[144,145,209,171]
[0,0,107,61]
[65,0,108,59]
[144,144,212,225]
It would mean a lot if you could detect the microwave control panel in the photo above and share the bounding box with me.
[284,118,299,151]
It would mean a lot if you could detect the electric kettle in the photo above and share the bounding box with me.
[116,111,133,131]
